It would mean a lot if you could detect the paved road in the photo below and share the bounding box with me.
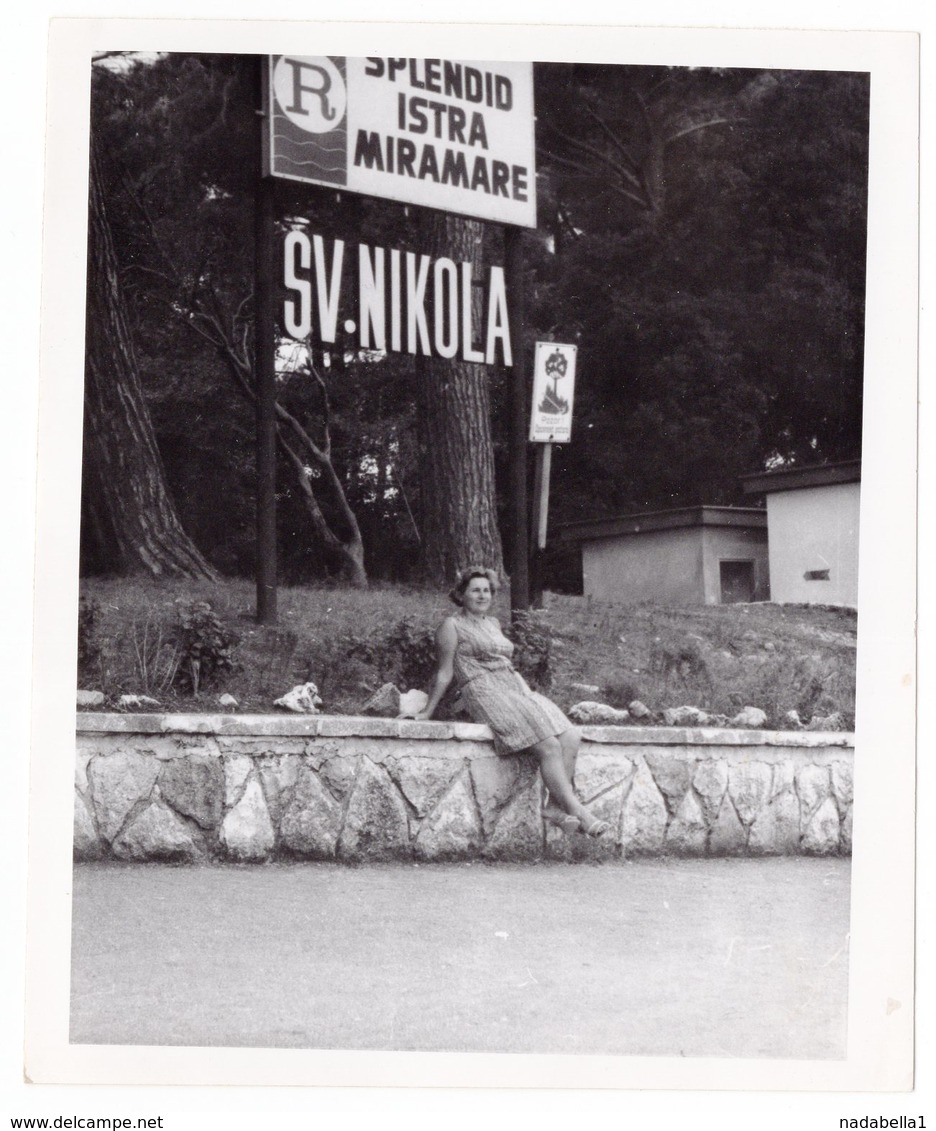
[70,857,850,1058]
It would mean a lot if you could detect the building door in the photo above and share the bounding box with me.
[720,560,755,604]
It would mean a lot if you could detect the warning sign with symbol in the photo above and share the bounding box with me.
[529,342,577,442]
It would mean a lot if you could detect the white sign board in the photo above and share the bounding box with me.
[529,342,577,442]
[266,56,536,228]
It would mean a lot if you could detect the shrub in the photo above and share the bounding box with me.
[507,610,554,691]
[174,600,240,696]
[345,615,437,691]
[77,597,102,682]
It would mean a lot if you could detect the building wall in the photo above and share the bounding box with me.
[700,526,771,603]
[582,528,703,604]
[766,482,860,606]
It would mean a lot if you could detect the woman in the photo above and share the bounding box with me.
[416,567,610,837]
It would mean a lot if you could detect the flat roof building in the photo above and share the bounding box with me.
[556,506,769,606]
[741,459,860,608]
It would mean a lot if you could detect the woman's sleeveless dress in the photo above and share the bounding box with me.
[450,611,570,755]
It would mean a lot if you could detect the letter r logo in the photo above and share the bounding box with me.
[273,56,347,133]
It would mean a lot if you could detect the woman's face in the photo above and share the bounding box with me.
[462,577,493,615]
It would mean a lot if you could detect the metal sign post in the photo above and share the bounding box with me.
[529,342,577,603]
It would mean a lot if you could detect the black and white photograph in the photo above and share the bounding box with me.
[15,9,919,1111]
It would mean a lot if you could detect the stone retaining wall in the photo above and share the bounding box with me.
[74,713,853,863]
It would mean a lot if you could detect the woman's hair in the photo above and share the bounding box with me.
[449,566,500,606]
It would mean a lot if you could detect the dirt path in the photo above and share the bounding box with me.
[70,857,850,1058]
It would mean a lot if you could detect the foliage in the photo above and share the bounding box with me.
[344,615,439,692]
[87,56,869,590]
[77,597,103,680]
[78,577,857,730]
[128,615,182,698]
[506,610,555,691]
[174,599,240,695]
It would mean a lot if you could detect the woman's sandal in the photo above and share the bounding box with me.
[579,816,611,838]
[543,809,581,835]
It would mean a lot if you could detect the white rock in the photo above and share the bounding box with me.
[398,689,429,718]
[117,694,161,710]
[662,705,709,726]
[218,694,239,708]
[77,690,105,708]
[807,712,846,731]
[628,700,652,719]
[731,706,767,729]
[570,682,601,697]
[783,710,805,729]
[274,682,323,713]
[568,701,630,724]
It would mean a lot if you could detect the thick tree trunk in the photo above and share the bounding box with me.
[416,214,505,586]
[82,149,218,580]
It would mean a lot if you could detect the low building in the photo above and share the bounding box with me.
[741,459,860,608]
[555,506,769,605]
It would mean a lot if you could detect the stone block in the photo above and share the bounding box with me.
[482,778,543,861]
[579,726,632,744]
[88,750,160,842]
[665,790,708,854]
[73,792,103,860]
[75,750,92,796]
[386,755,464,818]
[692,760,728,826]
[831,761,854,808]
[221,777,275,861]
[796,763,831,822]
[469,755,524,835]
[583,787,624,850]
[318,753,361,801]
[708,795,747,855]
[802,797,841,855]
[280,765,343,858]
[223,755,254,807]
[450,721,494,742]
[727,761,772,826]
[399,720,454,740]
[338,757,410,861]
[841,804,853,853]
[158,754,224,830]
[620,762,668,855]
[414,775,484,859]
[257,755,300,829]
[318,716,398,738]
[770,760,796,799]
[112,799,201,862]
[748,789,801,855]
[573,751,634,804]
[644,752,696,814]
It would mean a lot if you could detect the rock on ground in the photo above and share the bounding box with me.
[274,682,323,713]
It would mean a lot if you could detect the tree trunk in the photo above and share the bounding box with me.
[82,149,218,580]
[416,214,505,586]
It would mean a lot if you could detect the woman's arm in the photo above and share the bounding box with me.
[415,618,458,720]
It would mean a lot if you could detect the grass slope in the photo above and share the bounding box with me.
[77,577,856,729]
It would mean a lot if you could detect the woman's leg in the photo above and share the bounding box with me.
[542,728,581,811]
[533,735,591,823]
[558,726,580,785]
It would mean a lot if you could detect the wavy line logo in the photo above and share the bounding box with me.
[271,56,348,186]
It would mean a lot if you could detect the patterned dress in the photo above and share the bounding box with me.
[450,610,571,755]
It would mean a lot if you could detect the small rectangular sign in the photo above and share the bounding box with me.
[529,342,577,442]
[266,56,537,228]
